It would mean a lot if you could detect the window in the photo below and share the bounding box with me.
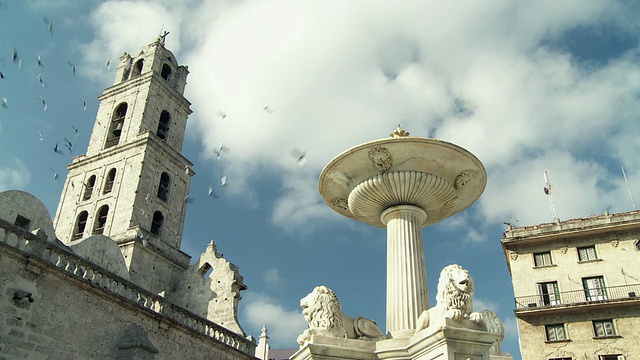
[93,205,109,234]
[534,251,552,267]
[593,319,616,337]
[538,281,560,305]
[198,262,213,279]
[158,172,170,201]
[132,59,143,77]
[150,211,164,235]
[161,63,172,80]
[157,110,170,140]
[103,168,116,194]
[545,324,567,341]
[106,102,127,148]
[578,246,598,261]
[83,175,96,200]
[599,355,625,360]
[73,211,88,240]
[14,215,31,231]
[583,276,607,301]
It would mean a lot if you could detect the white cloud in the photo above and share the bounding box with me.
[0,159,30,191]
[83,0,640,234]
[473,297,499,313]
[241,292,307,348]
[502,315,519,341]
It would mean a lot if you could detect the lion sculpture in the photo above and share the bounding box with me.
[415,264,510,356]
[296,286,385,346]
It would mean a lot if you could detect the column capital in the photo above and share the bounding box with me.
[381,205,427,225]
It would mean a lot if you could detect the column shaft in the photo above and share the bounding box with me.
[382,205,429,338]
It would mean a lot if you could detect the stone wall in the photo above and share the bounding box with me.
[0,220,255,360]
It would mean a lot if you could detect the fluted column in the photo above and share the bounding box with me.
[382,205,429,338]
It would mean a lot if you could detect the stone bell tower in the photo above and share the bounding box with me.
[53,36,194,293]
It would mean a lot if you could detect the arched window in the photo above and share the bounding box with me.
[132,59,144,77]
[103,168,116,194]
[161,64,172,80]
[93,205,109,234]
[83,175,96,200]
[157,110,170,140]
[157,172,170,201]
[150,211,164,235]
[106,102,127,148]
[73,211,88,240]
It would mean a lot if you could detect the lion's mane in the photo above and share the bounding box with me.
[436,264,475,316]
[304,286,345,333]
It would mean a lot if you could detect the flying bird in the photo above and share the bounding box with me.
[263,105,273,114]
[72,125,79,136]
[7,46,19,65]
[217,111,227,119]
[37,131,43,141]
[105,58,111,71]
[53,142,64,155]
[2,97,7,109]
[79,97,86,111]
[220,176,227,187]
[43,16,53,35]
[213,143,229,160]
[37,54,44,67]
[68,62,76,75]
[291,149,307,167]
[184,195,195,203]
[0,70,4,79]
[49,168,58,180]
[37,73,45,87]
[38,96,47,111]
[64,138,73,153]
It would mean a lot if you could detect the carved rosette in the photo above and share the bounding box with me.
[330,197,348,211]
[454,169,479,190]
[368,146,393,173]
[348,171,457,228]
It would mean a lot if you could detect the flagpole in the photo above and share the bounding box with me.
[621,166,636,210]
[544,171,559,223]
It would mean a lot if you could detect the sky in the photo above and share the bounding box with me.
[2,1,640,358]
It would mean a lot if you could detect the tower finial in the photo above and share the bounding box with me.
[158,30,170,45]
[390,124,410,138]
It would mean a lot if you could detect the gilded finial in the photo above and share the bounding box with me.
[390,124,410,138]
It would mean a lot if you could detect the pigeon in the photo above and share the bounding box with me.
[8,46,18,65]
[213,143,229,160]
[54,142,63,155]
[68,62,76,75]
[64,138,73,152]
[1,97,7,109]
[79,97,86,110]
[105,58,111,71]
[49,168,58,180]
[37,73,45,87]
[217,111,227,119]
[0,70,4,79]
[207,185,219,198]
[72,125,79,136]
[38,96,47,111]
[37,54,44,67]
[291,149,307,166]
[220,176,227,187]
[37,131,43,140]
[43,16,53,36]
[263,105,273,113]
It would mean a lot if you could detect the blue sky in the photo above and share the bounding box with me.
[2,1,640,358]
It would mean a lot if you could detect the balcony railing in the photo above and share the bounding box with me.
[515,284,640,310]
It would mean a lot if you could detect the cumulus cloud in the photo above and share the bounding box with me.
[241,292,307,347]
[83,0,640,233]
[0,159,30,191]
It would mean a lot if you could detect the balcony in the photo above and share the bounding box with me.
[515,284,640,311]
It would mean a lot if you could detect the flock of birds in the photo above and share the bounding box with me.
[1,11,308,206]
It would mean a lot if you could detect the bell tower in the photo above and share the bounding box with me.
[54,37,193,292]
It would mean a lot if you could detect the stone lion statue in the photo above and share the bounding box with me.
[480,309,511,357]
[415,264,482,331]
[296,286,385,346]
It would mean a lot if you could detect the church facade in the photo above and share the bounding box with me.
[0,38,256,359]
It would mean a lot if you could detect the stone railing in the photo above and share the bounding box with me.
[514,283,640,310]
[0,219,255,356]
